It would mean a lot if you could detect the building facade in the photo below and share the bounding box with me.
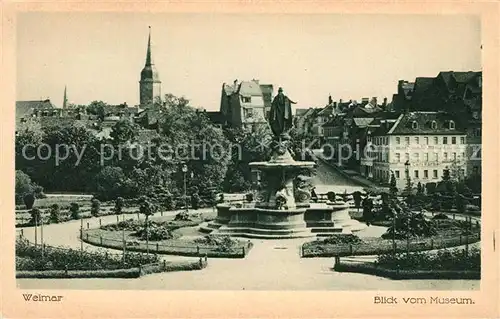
[219,79,272,131]
[367,112,468,190]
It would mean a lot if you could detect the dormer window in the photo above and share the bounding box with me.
[411,121,419,129]
[242,96,251,103]
[431,121,437,129]
[449,120,455,130]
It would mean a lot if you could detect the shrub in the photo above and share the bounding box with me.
[23,193,36,210]
[133,223,174,241]
[245,193,254,202]
[69,202,80,220]
[174,211,191,221]
[162,194,176,211]
[48,204,61,223]
[91,198,101,217]
[193,235,239,252]
[327,191,336,202]
[191,193,201,210]
[382,212,437,239]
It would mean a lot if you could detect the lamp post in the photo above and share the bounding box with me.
[182,164,188,212]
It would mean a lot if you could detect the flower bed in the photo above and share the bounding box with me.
[334,247,480,279]
[333,262,480,280]
[82,229,253,258]
[302,233,480,257]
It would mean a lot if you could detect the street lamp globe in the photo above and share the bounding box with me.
[181,164,188,173]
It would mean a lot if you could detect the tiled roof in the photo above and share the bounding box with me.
[382,111,465,135]
[16,100,55,123]
[413,77,435,93]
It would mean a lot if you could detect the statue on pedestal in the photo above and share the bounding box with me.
[269,87,296,138]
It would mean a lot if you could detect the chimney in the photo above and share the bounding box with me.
[333,102,337,109]
[339,99,343,104]
[233,79,238,90]
[383,97,388,106]
[328,95,333,105]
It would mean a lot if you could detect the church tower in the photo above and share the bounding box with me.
[139,26,162,106]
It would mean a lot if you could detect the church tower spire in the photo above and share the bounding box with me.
[145,26,152,66]
[63,85,68,109]
[139,26,162,106]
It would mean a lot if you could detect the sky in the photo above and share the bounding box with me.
[17,13,481,111]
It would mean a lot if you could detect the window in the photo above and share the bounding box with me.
[433,136,438,144]
[242,96,251,103]
[431,121,437,129]
[405,153,410,161]
[433,170,438,178]
[414,153,420,162]
[395,153,401,162]
[405,137,410,145]
[434,152,439,161]
[472,111,479,119]
[396,137,401,144]
[243,108,252,118]
[424,137,429,144]
[424,170,428,178]
[414,170,419,178]
[443,152,448,161]
[460,136,465,144]
[395,170,400,178]
[452,137,456,144]
[462,152,466,160]
[414,137,419,144]
[473,166,479,175]
[449,121,455,129]
[443,137,448,144]
[412,121,419,129]
[424,153,429,161]
[453,152,457,160]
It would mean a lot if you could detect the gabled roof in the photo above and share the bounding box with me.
[238,80,264,97]
[353,117,375,127]
[16,99,55,123]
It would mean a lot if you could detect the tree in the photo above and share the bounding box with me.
[139,196,157,254]
[417,182,424,195]
[29,208,42,225]
[15,170,34,205]
[191,191,201,210]
[48,204,61,223]
[90,198,101,217]
[362,198,374,224]
[86,100,108,121]
[114,197,124,215]
[94,166,134,201]
[69,202,80,220]
[110,120,139,145]
[389,173,398,196]
[23,193,36,210]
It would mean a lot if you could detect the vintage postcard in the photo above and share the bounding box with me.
[1,1,498,318]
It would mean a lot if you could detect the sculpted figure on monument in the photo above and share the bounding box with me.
[269,87,296,137]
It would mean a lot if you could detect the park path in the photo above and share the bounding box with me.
[17,160,480,290]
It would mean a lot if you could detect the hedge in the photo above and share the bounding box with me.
[334,261,480,280]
